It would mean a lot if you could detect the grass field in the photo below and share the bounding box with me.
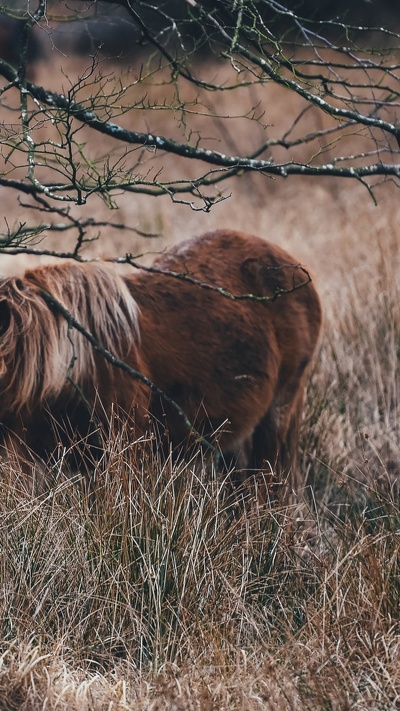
[0,50,399,709]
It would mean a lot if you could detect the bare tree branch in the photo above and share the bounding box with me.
[0,0,398,243]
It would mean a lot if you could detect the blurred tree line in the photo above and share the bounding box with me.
[0,0,397,68]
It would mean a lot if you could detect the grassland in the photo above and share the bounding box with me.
[0,51,399,709]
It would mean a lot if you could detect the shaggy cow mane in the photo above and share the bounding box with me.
[0,262,140,413]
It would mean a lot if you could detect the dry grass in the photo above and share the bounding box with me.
[1,408,400,709]
[0,52,400,709]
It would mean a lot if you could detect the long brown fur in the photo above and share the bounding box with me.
[0,230,322,494]
[0,262,150,466]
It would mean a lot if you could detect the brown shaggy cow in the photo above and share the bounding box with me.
[0,229,322,493]
[128,230,322,491]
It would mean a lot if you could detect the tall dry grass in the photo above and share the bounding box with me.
[0,52,399,709]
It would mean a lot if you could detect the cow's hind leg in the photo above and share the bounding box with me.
[248,389,305,502]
